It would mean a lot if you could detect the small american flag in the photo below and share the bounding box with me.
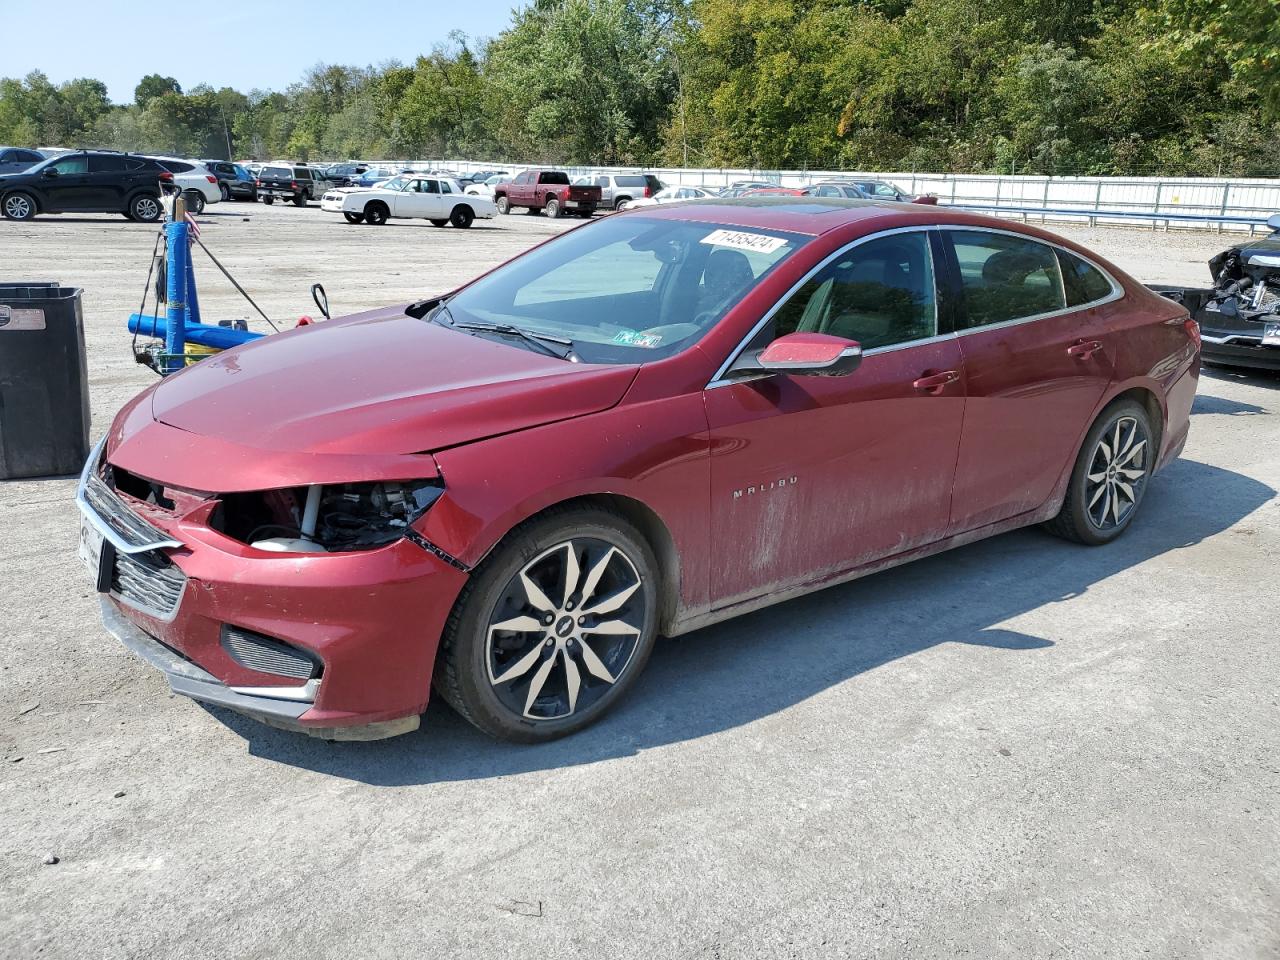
[183,210,201,238]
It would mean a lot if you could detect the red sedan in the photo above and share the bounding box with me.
[77,199,1200,742]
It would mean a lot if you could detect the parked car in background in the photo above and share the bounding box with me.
[351,167,397,188]
[717,181,776,198]
[240,161,264,178]
[0,150,167,222]
[149,158,221,214]
[320,174,497,227]
[202,160,258,201]
[0,146,45,174]
[256,164,319,206]
[574,173,664,211]
[324,162,369,186]
[465,174,511,199]
[740,186,806,197]
[495,169,602,218]
[830,178,939,205]
[1151,212,1280,371]
[620,185,716,210]
[79,198,1198,743]
[803,181,872,199]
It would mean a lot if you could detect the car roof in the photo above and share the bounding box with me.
[628,196,1061,240]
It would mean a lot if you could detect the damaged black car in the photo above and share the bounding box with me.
[1154,213,1280,371]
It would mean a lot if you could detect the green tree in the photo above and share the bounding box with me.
[135,74,182,108]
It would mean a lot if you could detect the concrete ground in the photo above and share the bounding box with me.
[1,202,1277,959]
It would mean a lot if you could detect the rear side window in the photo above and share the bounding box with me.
[294,167,312,179]
[159,160,194,173]
[615,175,646,187]
[947,231,1066,328]
[769,232,937,349]
[90,155,128,172]
[1057,249,1115,306]
[15,150,42,163]
[440,180,453,194]
[538,171,570,185]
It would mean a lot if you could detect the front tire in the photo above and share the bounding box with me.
[435,506,659,743]
[364,202,388,225]
[343,212,365,224]
[3,192,36,220]
[429,219,449,228]
[495,195,509,215]
[1045,400,1154,545]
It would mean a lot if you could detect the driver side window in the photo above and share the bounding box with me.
[52,155,89,175]
[766,232,938,350]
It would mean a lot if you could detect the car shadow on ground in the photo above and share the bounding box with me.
[211,457,1274,785]
[1192,393,1269,416]
[1202,364,1280,390]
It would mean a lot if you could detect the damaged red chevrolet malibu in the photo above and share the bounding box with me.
[77,198,1200,742]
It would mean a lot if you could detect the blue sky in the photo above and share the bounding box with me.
[3,0,523,103]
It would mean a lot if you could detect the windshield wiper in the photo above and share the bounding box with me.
[449,319,578,361]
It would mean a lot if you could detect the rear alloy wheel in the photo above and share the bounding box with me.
[496,195,509,215]
[614,197,630,211]
[364,202,388,225]
[436,508,658,742]
[130,194,161,223]
[3,193,36,220]
[544,197,561,219]
[450,205,474,229]
[343,212,365,224]
[1045,400,1153,545]
[292,192,307,207]
[219,183,230,201]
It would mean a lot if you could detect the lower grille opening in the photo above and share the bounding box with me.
[221,626,321,681]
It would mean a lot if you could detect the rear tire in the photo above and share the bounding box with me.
[364,202,388,225]
[219,183,230,202]
[1044,400,1154,546]
[614,198,630,211]
[262,196,275,206]
[435,506,659,743]
[292,192,306,207]
[450,205,474,229]
[183,190,205,215]
[544,197,561,219]
[130,193,161,223]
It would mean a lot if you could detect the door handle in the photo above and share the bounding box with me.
[1067,339,1104,360]
[913,370,959,394]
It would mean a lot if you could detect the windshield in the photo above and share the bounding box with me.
[377,176,409,192]
[438,216,807,364]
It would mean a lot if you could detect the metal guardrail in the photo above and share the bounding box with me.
[941,203,1275,232]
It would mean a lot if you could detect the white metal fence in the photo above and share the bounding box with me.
[410,159,1280,233]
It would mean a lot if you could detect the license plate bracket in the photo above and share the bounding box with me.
[1263,321,1280,347]
[78,517,115,593]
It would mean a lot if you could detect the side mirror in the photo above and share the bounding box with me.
[1268,213,1280,232]
[42,167,58,178]
[729,332,862,379]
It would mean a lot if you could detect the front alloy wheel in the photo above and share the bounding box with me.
[2,193,35,220]
[436,508,658,742]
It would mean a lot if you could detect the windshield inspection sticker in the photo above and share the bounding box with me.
[700,229,787,255]
[613,329,663,348]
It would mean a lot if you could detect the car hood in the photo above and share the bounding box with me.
[148,305,639,456]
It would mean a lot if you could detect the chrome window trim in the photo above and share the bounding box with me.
[706,225,938,388]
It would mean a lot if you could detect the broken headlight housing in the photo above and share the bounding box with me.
[213,480,444,553]
[315,481,444,551]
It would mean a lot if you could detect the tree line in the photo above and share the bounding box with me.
[1,0,1276,177]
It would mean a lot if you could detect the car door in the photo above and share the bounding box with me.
[87,154,133,208]
[941,228,1118,535]
[38,154,92,210]
[704,228,966,606]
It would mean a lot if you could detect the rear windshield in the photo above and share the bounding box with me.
[262,166,292,178]
[157,160,194,173]
[538,171,570,185]
[615,175,647,187]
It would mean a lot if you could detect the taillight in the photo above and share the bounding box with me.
[1185,316,1201,348]
[206,175,217,184]
[644,185,652,197]
[158,171,173,181]
[291,181,298,190]
[255,179,261,186]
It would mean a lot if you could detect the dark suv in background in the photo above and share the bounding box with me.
[202,160,258,201]
[0,147,45,175]
[256,163,323,205]
[0,150,166,222]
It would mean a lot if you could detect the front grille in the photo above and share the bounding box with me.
[112,549,186,618]
[221,626,319,680]
[83,466,177,550]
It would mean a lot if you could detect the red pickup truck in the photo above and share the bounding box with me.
[495,169,602,219]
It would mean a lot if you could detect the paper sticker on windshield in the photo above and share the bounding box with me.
[613,329,663,348]
[700,229,787,255]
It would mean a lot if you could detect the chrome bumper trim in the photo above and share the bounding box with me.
[75,437,184,555]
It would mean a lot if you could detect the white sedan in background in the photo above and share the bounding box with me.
[619,185,717,210]
[464,174,511,199]
[320,175,497,228]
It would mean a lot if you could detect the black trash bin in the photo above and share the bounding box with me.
[0,283,90,479]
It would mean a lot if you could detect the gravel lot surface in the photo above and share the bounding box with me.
[1,203,1277,959]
